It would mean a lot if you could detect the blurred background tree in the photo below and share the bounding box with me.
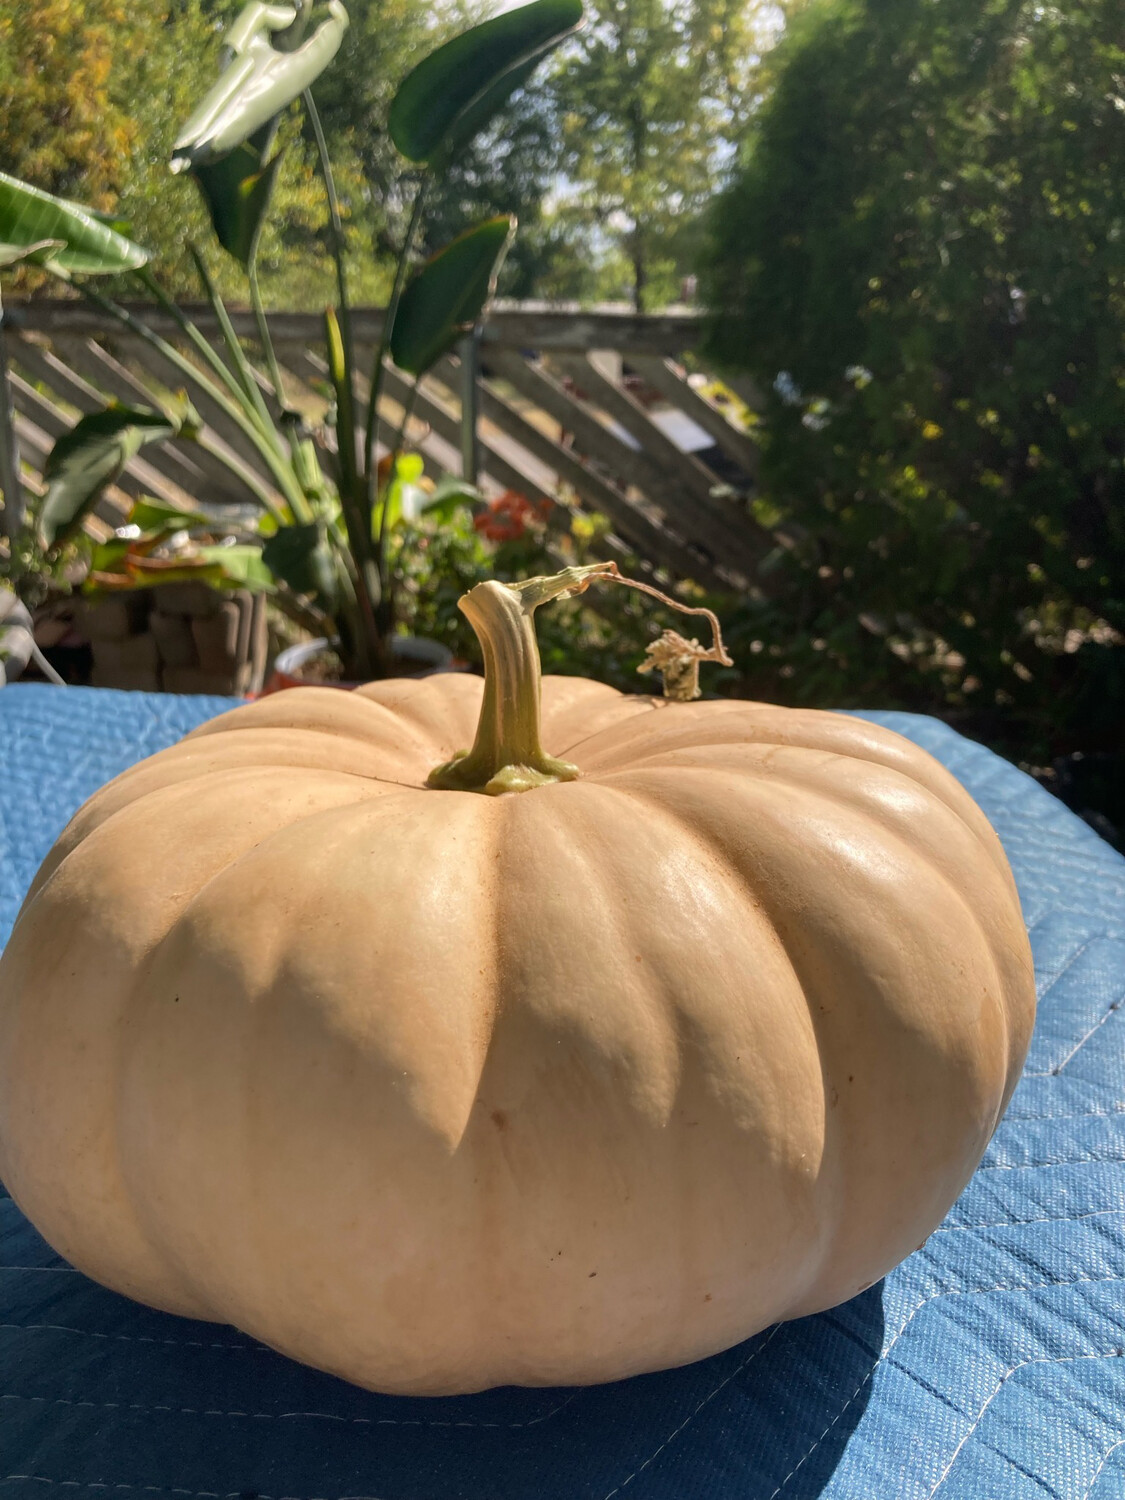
[0,0,140,207]
[0,0,779,308]
[0,0,454,305]
[550,0,776,308]
[701,0,1125,762]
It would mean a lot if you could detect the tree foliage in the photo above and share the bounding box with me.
[0,0,137,207]
[553,0,775,308]
[0,0,449,305]
[702,0,1125,758]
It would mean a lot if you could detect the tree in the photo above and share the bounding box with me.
[0,0,139,208]
[702,0,1125,758]
[0,0,447,306]
[552,0,775,309]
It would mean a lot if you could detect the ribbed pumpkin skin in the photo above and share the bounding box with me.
[0,676,1035,1394]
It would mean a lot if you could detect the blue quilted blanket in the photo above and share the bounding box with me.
[1,683,1123,1500]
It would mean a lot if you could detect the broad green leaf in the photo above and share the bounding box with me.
[193,143,284,267]
[0,238,63,269]
[377,451,428,531]
[391,216,515,377]
[39,404,181,549]
[261,520,339,605]
[196,543,273,590]
[388,0,583,167]
[421,474,486,522]
[0,171,148,276]
[127,496,223,533]
[86,533,270,593]
[172,0,349,171]
[87,538,133,575]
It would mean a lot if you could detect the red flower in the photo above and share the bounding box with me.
[473,490,552,542]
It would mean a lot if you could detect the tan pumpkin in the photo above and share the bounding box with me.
[0,568,1035,1395]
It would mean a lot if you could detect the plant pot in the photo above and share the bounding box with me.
[0,587,34,686]
[263,634,455,695]
[80,586,270,695]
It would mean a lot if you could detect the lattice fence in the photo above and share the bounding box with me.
[3,301,773,593]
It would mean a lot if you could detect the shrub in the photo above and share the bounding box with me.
[701,0,1124,760]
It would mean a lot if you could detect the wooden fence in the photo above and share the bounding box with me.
[2,301,774,593]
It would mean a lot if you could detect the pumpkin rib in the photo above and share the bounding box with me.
[523,776,836,1326]
[578,706,1009,891]
[20,760,406,910]
[480,777,832,1380]
[113,785,504,1358]
[544,682,662,758]
[584,772,847,1317]
[596,735,1017,897]
[354,673,487,753]
[609,756,1023,1094]
[0,766,396,1325]
[603,763,1025,1312]
[188,686,444,762]
[134,730,434,790]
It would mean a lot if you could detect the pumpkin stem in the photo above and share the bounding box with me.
[426,562,732,795]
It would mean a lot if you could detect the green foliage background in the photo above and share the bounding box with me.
[0,0,449,307]
[702,0,1124,760]
[0,0,772,310]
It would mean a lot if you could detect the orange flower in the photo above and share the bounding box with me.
[473,490,551,542]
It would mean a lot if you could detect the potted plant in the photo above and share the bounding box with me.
[0,0,583,685]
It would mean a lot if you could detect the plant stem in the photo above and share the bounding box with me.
[303,88,354,375]
[77,280,311,521]
[304,87,386,673]
[0,287,25,541]
[427,562,734,794]
[374,373,421,562]
[363,175,428,513]
[180,251,278,440]
[428,564,619,795]
[370,372,423,639]
[137,266,266,427]
[247,258,288,410]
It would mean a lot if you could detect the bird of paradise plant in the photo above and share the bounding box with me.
[0,0,583,679]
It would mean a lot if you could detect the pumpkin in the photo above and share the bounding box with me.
[0,565,1035,1395]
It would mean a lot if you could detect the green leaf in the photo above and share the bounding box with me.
[0,171,148,276]
[391,216,515,377]
[196,543,273,590]
[172,0,349,171]
[87,538,133,574]
[377,452,428,532]
[389,0,583,167]
[261,520,339,604]
[193,143,284,268]
[39,404,181,549]
[421,474,486,522]
[127,496,222,534]
[0,238,64,269]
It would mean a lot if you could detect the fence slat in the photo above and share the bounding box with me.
[485,349,733,586]
[121,339,267,470]
[626,354,760,480]
[10,302,705,358]
[440,354,706,582]
[11,340,221,507]
[550,351,769,581]
[289,345,459,484]
[51,335,269,510]
[5,301,776,589]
